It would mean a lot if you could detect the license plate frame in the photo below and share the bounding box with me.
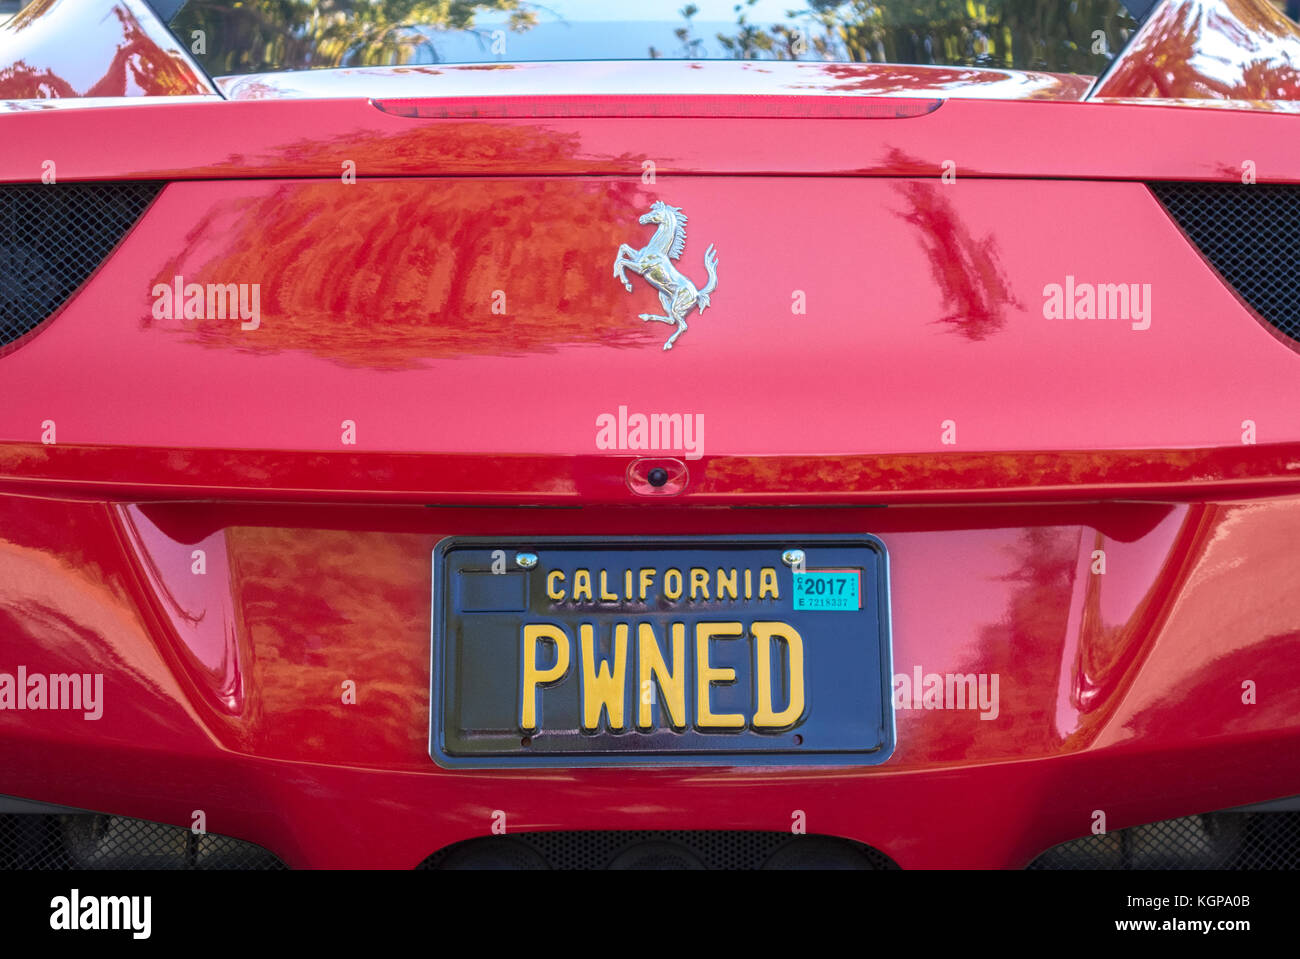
[429,534,894,768]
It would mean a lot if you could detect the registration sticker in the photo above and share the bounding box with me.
[792,570,860,611]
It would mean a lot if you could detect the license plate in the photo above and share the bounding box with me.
[429,535,894,767]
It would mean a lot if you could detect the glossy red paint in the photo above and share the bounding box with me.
[0,0,215,99]
[1096,0,1300,100]
[3,0,1300,870]
[2,175,1299,499]
[1,496,1299,868]
[6,445,1300,504]
[3,95,1299,184]
[1,163,1298,866]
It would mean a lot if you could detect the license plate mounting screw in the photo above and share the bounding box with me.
[781,548,806,569]
[515,552,538,569]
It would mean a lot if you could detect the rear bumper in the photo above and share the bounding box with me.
[2,493,1297,868]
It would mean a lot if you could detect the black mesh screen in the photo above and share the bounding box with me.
[0,181,163,348]
[1150,182,1300,343]
[1029,812,1300,870]
[0,814,286,870]
[418,830,898,870]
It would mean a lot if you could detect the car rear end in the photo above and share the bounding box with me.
[1,0,1299,873]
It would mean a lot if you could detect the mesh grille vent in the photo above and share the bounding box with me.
[418,830,898,870]
[1150,182,1300,344]
[0,813,286,870]
[1029,811,1300,870]
[0,181,163,348]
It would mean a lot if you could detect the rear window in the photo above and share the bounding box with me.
[170,0,1140,78]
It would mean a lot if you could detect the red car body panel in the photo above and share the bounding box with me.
[1,95,1298,184]
[1,171,1300,500]
[2,0,1300,869]
[2,495,1299,867]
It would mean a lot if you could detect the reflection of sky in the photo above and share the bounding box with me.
[424,1,951,64]
[391,1,1136,66]
[410,20,824,62]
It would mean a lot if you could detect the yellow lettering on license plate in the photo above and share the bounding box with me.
[520,620,805,734]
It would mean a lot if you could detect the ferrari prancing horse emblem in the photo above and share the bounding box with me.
[613,201,719,350]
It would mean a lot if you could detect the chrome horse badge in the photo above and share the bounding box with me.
[613,201,719,350]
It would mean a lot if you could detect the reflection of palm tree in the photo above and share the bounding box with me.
[1096,0,1300,99]
[175,0,543,74]
[886,524,1080,764]
[1,2,206,95]
[704,0,1134,73]
[715,0,776,58]
[674,3,705,58]
[891,179,1022,342]
[175,0,1139,75]
[148,151,662,367]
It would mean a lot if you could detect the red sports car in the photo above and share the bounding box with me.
[1,0,1299,873]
